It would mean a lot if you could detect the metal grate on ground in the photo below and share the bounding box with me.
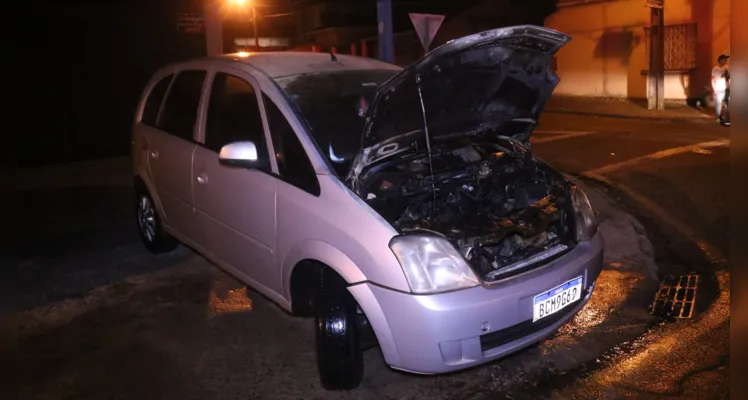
[650,274,699,319]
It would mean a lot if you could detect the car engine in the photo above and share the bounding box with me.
[358,137,577,282]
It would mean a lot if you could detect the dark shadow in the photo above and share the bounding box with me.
[625,30,648,101]
[628,98,650,110]
[30,1,207,168]
[17,275,215,400]
[620,167,729,259]
[16,186,191,311]
[689,0,715,102]
[594,29,640,65]
[15,244,664,399]
[678,73,691,101]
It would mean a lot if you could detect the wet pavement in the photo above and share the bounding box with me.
[16,180,658,400]
[533,112,729,264]
[15,112,729,399]
[531,113,729,399]
[18,256,657,400]
[546,271,730,400]
[603,147,729,258]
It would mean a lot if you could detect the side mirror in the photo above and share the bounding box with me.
[218,141,268,169]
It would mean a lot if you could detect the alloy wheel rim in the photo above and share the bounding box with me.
[138,196,157,242]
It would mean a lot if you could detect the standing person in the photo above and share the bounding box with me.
[711,54,730,124]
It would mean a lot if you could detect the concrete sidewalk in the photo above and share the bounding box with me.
[546,96,714,123]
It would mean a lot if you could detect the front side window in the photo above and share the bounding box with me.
[141,74,173,127]
[160,70,206,141]
[262,93,319,195]
[205,73,270,171]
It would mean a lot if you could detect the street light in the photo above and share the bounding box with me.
[229,0,259,51]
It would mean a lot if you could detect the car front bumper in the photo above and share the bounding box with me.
[349,232,603,375]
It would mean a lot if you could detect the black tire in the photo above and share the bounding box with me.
[135,188,178,254]
[314,268,364,390]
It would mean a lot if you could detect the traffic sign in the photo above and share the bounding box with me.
[409,13,445,52]
[177,13,205,34]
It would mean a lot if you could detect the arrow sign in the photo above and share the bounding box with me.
[409,13,445,52]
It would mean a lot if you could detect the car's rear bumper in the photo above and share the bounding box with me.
[349,233,603,374]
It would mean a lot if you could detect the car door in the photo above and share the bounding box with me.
[260,92,325,293]
[143,69,206,242]
[192,68,279,293]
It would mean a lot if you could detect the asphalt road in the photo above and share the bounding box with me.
[15,113,729,399]
[530,113,730,399]
[534,113,728,258]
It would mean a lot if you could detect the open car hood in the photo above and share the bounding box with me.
[347,25,570,183]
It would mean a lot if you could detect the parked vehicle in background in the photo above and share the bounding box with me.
[131,25,602,390]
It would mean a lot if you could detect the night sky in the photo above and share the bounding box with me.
[28,0,550,167]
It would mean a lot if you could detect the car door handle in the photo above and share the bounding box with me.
[149,150,159,159]
[196,173,208,185]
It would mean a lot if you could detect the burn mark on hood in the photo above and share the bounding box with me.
[348,26,570,184]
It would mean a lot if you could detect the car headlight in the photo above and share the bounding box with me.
[389,234,480,294]
[571,185,598,242]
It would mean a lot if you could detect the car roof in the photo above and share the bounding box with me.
[197,51,403,79]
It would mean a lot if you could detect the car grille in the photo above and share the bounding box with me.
[481,243,571,283]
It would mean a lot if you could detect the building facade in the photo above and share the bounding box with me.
[286,0,376,52]
[546,0,730,101]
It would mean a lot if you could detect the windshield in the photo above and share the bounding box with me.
[275,69,400,176]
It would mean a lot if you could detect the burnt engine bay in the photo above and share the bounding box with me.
[359,138,578,281]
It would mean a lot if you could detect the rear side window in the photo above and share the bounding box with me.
[262,93,319,196]
[141,74,173,127]
[205,73,268,169]
[160,70,206,141]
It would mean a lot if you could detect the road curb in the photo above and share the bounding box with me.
[546,270,729,399]
[460,182,661,398]
[579,173,726,266]
[464,176,730,399]
[551,175,731,398]
[577,174,727,312]
[576,179,659,281]
[545,109,713,124]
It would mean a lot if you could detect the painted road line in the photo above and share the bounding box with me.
[532,130,599,144]
[581,139,730,176]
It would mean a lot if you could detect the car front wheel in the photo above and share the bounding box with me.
[314,267,364,390]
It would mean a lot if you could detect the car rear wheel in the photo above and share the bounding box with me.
[135,190,178,254]
[314,267,364,390]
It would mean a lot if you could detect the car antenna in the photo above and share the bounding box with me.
[415,74,437,217]
[329,51,338,62]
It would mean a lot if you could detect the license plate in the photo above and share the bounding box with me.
[533,276,583,322]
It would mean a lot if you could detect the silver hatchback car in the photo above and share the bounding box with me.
[132,25,602,390]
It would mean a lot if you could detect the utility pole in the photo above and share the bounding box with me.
[252,6,260,50]
[377,0,394,63]
[204,0,223,56]
[647,0,665,110]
